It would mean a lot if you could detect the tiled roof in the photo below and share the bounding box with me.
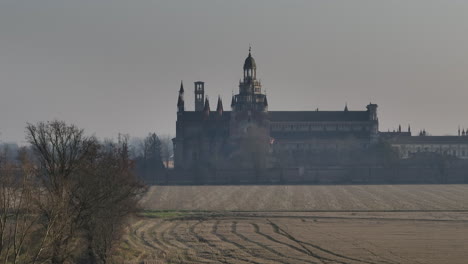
[271,131,371,140]
[178,111,231,122]
[179,110,372,123]
[269,111,370,122]
[391,136,468,144]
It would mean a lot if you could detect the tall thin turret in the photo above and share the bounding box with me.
[177,81,184,113]
[216,96,223,116]
[231,95,235,109]
[203,97,210,117]
[366,103,379,143]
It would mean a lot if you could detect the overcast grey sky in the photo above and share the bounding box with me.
[1,0,468,143]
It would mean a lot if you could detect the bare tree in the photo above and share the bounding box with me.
[25,121,96,264]
[0,146,41,264]
[0,121,146,264]
[78,137,145,264]
[23,120,145,264]
[133,133,165,184]
[143,133,163,165]
[159,135,174,169]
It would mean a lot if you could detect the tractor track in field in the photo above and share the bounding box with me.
[123,184,468,263]
[231,221,313,264]
[266,219,381,264]
[122,212,467,264]
[192,220,259,264]
[211,220,288,264]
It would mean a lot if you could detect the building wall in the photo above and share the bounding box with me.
[392,142,468,159]
[174,112,377,170]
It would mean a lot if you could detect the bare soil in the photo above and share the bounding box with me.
[119,185,468,263]
[141,185,468,211]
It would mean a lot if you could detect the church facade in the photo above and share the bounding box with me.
[173,50,380,170]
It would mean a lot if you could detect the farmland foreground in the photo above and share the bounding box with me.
[121,185,468,263]
[141,185,468,211]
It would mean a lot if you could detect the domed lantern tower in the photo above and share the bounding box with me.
[230,48,270,140]
[232,47,268,112]
[243,48,257,80]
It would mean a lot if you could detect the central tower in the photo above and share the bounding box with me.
[231,48,268,112]
[230,48,269,140]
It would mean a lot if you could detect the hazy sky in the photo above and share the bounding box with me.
[1,0,468,143]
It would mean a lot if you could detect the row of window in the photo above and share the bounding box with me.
[271,124,370,132]
[236,95,263,102]
[399,146,468,158]
[274,143,368,150]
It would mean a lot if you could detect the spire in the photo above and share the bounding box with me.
[231,95,235,108]
[216,96,223,115]
[203,97,210,116]
[177,94,184,107]
[179,80,184,93]
[408,125,411,133]
[177,81,184,112]
[344,103,348,112]
[398,124,401,133]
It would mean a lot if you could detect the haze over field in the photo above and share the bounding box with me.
[141,185,468,211]
[2,1,468,143]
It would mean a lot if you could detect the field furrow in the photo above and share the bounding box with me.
[231,221,313,264]
[120,185,468,263]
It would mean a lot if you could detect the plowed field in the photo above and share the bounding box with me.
[141,185,468,211]
[119,185,468,263]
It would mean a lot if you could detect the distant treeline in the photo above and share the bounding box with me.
[0,131,174,186]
